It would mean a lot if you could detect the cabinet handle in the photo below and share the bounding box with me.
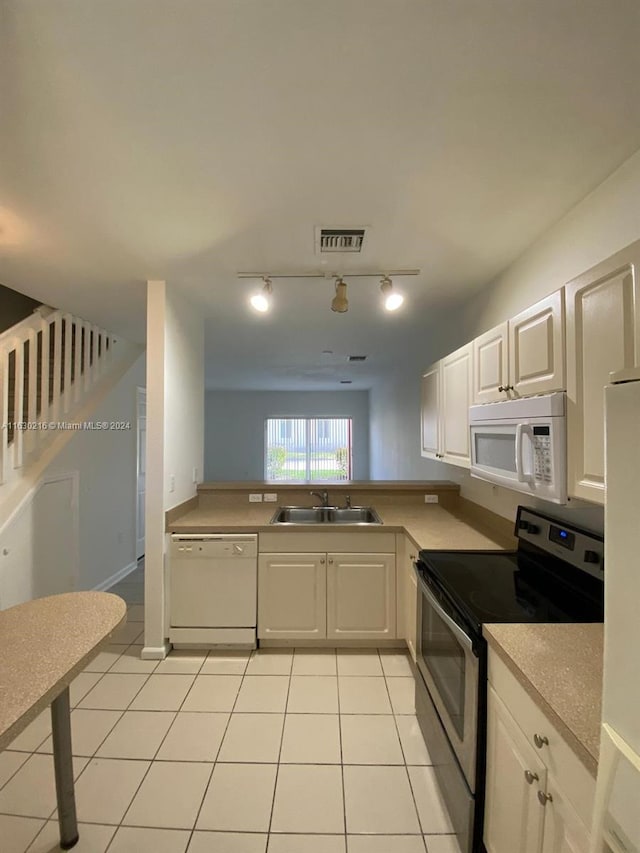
[533,733,549,749]
[320,557,325,565]
[498,385,514,393]
[328,557,334,564]
[409,554,416,561]
[537,790,553,806]
[524,770,539,785]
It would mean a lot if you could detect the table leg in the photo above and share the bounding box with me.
[50,687,79,850]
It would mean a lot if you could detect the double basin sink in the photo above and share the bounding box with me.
[270,506,382,525]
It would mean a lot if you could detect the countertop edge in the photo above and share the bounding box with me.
[483,627,599,777]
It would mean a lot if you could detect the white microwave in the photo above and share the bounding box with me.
[469,392,567,504]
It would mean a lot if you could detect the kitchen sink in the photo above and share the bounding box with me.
[270,506,382,525]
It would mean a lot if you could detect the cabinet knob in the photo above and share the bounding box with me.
[524,770,539,785]
[320,557,325,565]
[498,385,514,393]
[533,733,549,749]
[409,554,416,561]
[537,790,553,806]
[328,557,334,564]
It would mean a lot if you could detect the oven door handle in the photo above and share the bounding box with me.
[415,568,475,652]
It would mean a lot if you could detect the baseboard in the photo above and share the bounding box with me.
[93,560,138,592]
[141,641,171,660]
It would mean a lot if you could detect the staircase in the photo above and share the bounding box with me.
[0,307,133,487]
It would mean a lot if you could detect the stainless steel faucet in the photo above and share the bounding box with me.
[344,494,352,508]
[310,490,330,507]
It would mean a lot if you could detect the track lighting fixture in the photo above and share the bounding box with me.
[240,269,418,314]
[380,276,404,311]
[249,276,272,313]
[331,278,349,313]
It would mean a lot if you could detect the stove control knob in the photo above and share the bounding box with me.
[584,550,601,565]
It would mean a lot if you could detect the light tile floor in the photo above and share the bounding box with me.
[1,564,461,853]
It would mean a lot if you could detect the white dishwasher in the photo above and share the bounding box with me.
[169,533,258,648]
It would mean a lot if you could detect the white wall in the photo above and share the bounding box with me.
[144,281,204,658]
[0,354,146,608]
[371,148,640,528]
[205,390,370,481]
[164,287,204,507]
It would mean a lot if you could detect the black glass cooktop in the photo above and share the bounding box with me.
[416,548,604,638]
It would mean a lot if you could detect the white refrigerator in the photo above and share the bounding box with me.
[591,370,640,852]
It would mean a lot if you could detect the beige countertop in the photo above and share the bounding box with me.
[0,592,126,750]
[168,501,515,552]
[483,623,603,775]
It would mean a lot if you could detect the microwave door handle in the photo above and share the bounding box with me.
[415,569,475,652]
[515,424,533,483]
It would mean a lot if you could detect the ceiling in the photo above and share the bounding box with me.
[1,0,640,390]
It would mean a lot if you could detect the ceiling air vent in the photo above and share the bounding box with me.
[348,355,367,362]
[316,227,366,254]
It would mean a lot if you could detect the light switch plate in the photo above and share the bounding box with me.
[263,493,278,502]
[425,494,439,503]
[249,493,263,502]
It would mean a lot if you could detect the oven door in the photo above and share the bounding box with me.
[415,567,479,792]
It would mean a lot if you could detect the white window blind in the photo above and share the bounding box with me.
[265,417,352,481]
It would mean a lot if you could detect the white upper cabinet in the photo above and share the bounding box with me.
[421,344,472,468]
[421,363,440,457]
[509,290,565,398]
[566,239,640,504]
[472,293,565,405]
[472,322,510,404]
[440,343,473,467]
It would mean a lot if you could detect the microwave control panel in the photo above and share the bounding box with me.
[532,426,552,483]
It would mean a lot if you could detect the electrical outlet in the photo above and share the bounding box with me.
[169,474,175,493]
[263,493,278,502]
[424,494,439,504]
[249,493,263,502]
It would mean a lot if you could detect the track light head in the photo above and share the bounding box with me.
[380,276,404,311]
[331,278,349,313]
[249,277,272,313]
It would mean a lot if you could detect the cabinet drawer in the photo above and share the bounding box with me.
[488,650,596,828]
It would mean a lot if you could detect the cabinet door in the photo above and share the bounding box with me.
[509,290,565,397]
[566,240,640,504]
[421,363,441,458]
[540,776,590,853]
[258,553,326,640]
[484,685,546,853]
[326,553,396,640]
[472,322,509,404]
[441,343,472,467]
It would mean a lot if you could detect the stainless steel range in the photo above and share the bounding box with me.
[414,506,604,853]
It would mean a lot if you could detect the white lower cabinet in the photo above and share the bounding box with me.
[484,685,546,853]
[258,551,395,641]
[258,553,326,640]
[485,650,594,853]
[540,775,591,853]
[326,553,396,640]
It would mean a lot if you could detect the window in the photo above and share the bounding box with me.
[265,417,352,481]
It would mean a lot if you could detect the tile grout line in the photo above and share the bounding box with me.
[185,646,251,849]
[265,649,293,842]
[380,663,428,851]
